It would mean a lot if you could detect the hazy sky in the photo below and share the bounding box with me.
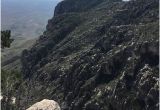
[2,0,61,39]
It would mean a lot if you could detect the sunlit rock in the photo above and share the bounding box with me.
[27,99,61,110]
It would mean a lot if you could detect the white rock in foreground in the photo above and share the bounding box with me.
[27,99,61,110]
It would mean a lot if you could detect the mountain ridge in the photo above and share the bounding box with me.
[16,0,159,109]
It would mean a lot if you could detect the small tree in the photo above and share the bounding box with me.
[1,30,14,48]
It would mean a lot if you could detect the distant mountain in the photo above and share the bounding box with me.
[7,0,160,109]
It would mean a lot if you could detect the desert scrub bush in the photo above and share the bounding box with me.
[1,69,22,110]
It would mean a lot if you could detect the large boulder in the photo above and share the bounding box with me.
[27,99,61,110]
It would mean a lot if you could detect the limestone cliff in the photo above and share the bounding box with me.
[18,0,159,109]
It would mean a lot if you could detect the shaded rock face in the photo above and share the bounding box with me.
[54,0,105,16]
[27,99,61,110]
[19,0,159,110]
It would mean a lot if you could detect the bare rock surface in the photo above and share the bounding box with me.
[27,99,61,110]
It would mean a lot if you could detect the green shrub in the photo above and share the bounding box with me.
[1,30,14,48]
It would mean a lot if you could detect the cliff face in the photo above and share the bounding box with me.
[20,0,159,109]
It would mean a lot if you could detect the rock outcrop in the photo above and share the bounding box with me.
[27,99,61,110]
[17,0,159,109]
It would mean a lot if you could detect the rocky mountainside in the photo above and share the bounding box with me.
[18,0,159,109]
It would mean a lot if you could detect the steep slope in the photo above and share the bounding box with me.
[19,0,159,109]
